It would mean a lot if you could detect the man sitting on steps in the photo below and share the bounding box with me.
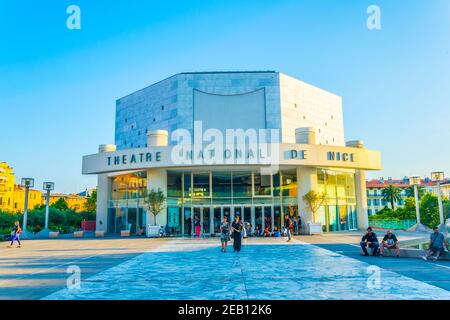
[360,227,379,256]
[380,229,400,258]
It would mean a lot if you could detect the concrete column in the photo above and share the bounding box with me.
[297,166,318,226]
[346,140,369,231]
[96,174,110,232]
[145,129,169,227]
[295,127,316,144]
[146,168,168,226]
[96,144,116,233]
[147,130,169,147]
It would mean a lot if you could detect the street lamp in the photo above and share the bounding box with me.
[431,171,446,233]
[407,176,429,232]
[20,177,34,239]
[38,182,55,238]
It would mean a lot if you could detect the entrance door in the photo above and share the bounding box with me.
[255,206,263,234]
[183,207,192,236]
[202,207,211,235]
[213,207,221,234]
[223,206,231,223]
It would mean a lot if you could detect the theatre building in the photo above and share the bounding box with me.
[82,71,382,236]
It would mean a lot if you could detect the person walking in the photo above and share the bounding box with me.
[293,217,298,235]
[232,215,243,252]
[8,221,22,248]
[284,215,292,242]
[220,216,230,252]
[194,215,201,237]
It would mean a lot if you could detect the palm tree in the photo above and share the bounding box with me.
[382,185,402,209]
[404,185,425,199]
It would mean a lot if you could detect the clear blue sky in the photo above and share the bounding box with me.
[1,0,449,193]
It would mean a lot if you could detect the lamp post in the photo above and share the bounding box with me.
[431,171,446,233]
[38,182,55,238]
[407,176,429,232]
[20,178,34,239]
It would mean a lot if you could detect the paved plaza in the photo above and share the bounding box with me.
[0,234,449,300]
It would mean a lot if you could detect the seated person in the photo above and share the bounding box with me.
[380,229,400,257]
[360,227,379,256]
[274,228,281,237]
[423,227,449,261]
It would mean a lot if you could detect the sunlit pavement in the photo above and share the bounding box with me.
[1,235,449,300]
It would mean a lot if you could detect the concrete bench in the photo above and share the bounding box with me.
[120,230,130,237]
[49,232,59,238]
[360,247,450,261]
[74,231,84,238]
[95,230,105,237]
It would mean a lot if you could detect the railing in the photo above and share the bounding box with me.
[368,219,416,230]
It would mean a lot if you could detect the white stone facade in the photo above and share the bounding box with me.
[115,71,344,149]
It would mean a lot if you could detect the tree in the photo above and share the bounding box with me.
[51,197,69,211]
[404,185,425,199]
[382,185,402,209]
[84,189,97,213]
[419,193,440,228]
[302,191,327,223]
[143,188,166,226]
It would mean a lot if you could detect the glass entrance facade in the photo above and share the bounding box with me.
[107,172,147,234]
[317,169,358,231]
[105,168,358,236]
[167,170,299,237]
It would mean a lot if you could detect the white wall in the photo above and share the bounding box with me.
[279,73,345,146]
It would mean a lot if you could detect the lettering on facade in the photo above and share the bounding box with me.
[285,150,308,160]
[107,152,162,166]
[327,151,356,162]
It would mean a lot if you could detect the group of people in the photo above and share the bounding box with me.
[360,226,449,261]
[219,215,244,252]
[219,215,298,252]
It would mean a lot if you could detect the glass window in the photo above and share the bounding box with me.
[281,171,297,197]
[192,173,210,197]
[273,173,281,196]
[212,172,232,198]
[232,172,252,198]
[254,173,272,196]
[167,172,182,198]
[110,172,147,201]
[183,172,192,198]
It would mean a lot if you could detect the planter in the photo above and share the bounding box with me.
[120,230,130,237]
[95,230,105,237]
[147,225,162,238]
[49,232,60,238]
[74,231,84,238]
[307,222,323,235]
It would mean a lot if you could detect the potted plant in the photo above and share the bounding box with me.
[302,190,327,234]
[143,188,166,237]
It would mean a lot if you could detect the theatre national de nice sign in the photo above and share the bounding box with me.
[81,144,381,174]
[104,148,356,167]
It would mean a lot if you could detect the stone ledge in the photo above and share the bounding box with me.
[361,247,450,260]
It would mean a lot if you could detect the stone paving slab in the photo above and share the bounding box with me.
[44,239,450,300]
